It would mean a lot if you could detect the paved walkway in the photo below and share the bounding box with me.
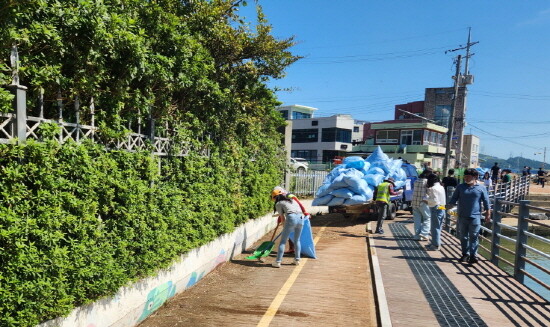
[372,215,550,327]
[139,212,549,327]
[139,213,377,327]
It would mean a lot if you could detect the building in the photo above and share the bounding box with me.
[276,105,317,120]
[276,105,365,163]
[393,86,476,168]
[353,119,453,170]
[423,87,468,166]
[462,134,480,168]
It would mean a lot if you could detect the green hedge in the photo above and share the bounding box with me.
[0,139,282,326]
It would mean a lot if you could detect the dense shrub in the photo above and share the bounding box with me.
[0,139,282,326]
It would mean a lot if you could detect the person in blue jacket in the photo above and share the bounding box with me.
[446,168,491,264]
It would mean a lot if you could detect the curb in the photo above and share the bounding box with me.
[366,222,392,327]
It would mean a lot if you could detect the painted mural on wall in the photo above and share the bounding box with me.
[137,281,177,322]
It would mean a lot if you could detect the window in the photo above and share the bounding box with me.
[376,130,399,144]
[413,130,422,145]
[312,120,318,126]
[434,105,451,128]
[292,111,311,119]
[400,130,422,145]
[353,126,359,132]
[292,129,318,143]
[279,110,288,120]
[291,150,317,162]
[322,128,352,143]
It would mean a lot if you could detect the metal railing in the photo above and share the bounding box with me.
[488,198,550,291]
[447,195,549,296]
[287,170,328,197]
[444,176,531,232]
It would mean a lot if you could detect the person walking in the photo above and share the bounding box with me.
[412,168,432,241]
[501,169,512,183]
[426,173,446,251]
[481,171,492,189]
[537,167,547,188]
[446,168,491,264]
[442,169,459,195]
[490,162,500,183]
[271,192,305,268]
[374,177,399,234]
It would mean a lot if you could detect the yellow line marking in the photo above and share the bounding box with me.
[256,224,329,327]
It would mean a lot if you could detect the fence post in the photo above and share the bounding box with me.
[8,45,27,143]
[490,197,503,265]
[7,83,27,144]
[75,95,80,142]
[514,200,530,283]
[147,105,155,142]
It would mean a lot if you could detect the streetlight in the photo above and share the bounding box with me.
[534,147,546,169]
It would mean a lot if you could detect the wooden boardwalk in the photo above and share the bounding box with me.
[372,214,550,327]
[139,210,549,327]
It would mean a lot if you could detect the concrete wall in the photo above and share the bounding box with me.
[38,200,325,327]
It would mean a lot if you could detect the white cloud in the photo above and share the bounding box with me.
[517,8,550,26]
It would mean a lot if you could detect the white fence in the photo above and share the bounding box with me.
[287,170,328,197]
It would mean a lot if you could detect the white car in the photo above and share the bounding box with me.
[290,158,309,172]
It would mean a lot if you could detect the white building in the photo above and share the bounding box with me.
[276,105,360,163]
[462,134,480,168]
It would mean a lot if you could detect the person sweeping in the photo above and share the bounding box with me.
[271,191,305,268]
[271,187,309,254]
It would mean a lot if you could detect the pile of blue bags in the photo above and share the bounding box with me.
[312,146,407,207]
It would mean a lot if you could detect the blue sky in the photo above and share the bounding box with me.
[240,1,550,162]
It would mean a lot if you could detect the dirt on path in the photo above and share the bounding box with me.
[138,213,378,327]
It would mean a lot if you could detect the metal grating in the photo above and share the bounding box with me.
[390,223,488,327]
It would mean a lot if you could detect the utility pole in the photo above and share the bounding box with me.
[464,27,473,76]
[443,55,462,176]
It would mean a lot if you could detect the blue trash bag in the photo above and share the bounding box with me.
[330,187,354,199]
[344,156,366,170]
[289,218,316,259]
[312,194,333,206]
[394,180,406,189]
[370,161,391,174]
[328,173,350,191]
[364,174,385,187]
[326,196,345,207]
[359,161,372,175]
[388,159,403,174]
[365,146,389,163]
[315,183,331,198]
[344,194,368,205]
[366,167,385,176]
[345,176,370,195]
[325,165,349,183]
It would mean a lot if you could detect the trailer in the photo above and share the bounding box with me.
[328,163,418,221]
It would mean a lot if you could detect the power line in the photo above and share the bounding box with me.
[468,123,543,150]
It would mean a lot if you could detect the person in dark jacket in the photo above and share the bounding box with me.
[442,169,459,194]
[446,168,491,264]
[538,168,547,188]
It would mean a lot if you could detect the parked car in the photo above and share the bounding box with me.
[290,158,309,172]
